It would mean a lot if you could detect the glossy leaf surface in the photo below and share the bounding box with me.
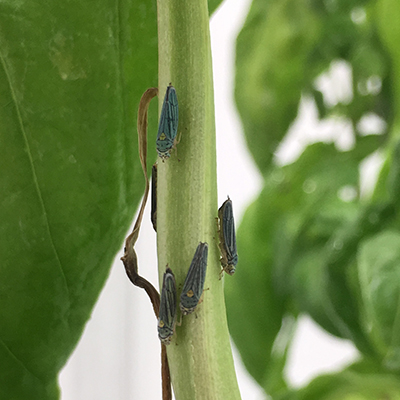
[0,0,158,398]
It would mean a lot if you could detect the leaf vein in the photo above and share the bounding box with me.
[0,49,71,304]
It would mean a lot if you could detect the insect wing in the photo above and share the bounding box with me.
[180,242,208,315]
[151,163,157,232]
[221,199,238,266]
[156,85,179,157]
[158,268,177,344]
[218,198,238,275]
[166,86,178,135]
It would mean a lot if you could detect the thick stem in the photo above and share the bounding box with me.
[157,1,241,399]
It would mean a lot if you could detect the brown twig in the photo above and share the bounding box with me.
[161,344,172,400]
[120,87,173,400]
[121,87,159,314]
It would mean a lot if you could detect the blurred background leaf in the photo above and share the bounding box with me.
[358,230,400,369]
[235,0,391,174]
[227,0,400,397]
[279,359,400,400]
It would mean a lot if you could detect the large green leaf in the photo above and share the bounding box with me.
[0,1,158,398]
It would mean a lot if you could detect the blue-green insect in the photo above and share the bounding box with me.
[156,84,179,160]
[217,197,238,276]
[180,242,208,315]
[151,163,157,232]
[158,267,177,344]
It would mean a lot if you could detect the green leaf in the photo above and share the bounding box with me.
[312,88,327,119]
[376,0,400,121]
[311,1,392,127]
[235,0,392,174]
[208,0,223,15]
[358,230,400,368]
[232,0,400,393]
[279,359,400,400]
[235,0,322,173]
[264,316,297,396]
[226,142,372,389]
[315,200,397,358]
[224,188,287,389]
[372,138,400,205]
[272,143,379,355]
[0,0,157,398]
[387,140,400,203]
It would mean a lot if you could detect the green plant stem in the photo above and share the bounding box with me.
[157,1,241,399]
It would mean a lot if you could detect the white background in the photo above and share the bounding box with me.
[59,0,362,398]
